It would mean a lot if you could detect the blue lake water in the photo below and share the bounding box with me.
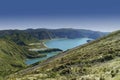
[26,38,92,65]
[45,38,92,51]
[26,51,60,65]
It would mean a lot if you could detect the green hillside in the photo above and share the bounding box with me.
[0,39,46,79]
[8,30,120,80]
[0,39,26,78]
[0,30,39,46]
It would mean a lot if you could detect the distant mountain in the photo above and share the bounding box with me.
[8,30,120,80]
[0,29,108,42]
[25,28,108,39]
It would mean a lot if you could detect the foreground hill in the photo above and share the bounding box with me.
[0,39,45,79]
[8,30,120,80]
[0,39,26,78]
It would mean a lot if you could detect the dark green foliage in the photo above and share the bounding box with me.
[111,69,119,78]
[100,76,105,80]
[37,48,62,53]
[71,78,77,80]
[60,68,71,75]
[47,71,57,78]
[111,70,116,77]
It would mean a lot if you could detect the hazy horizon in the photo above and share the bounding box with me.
[0,27,114,33]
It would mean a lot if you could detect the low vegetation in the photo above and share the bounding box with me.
[7,30,120,80]
[0,34,46,79]
[37,48,63,53]
[0,28,109,79]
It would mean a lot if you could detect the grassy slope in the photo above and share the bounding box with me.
[0,38,46,79]
[1,31,39,46]
[0,39,26,78]
[8,30,120,80]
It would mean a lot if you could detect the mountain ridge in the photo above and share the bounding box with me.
[0,28,108,40]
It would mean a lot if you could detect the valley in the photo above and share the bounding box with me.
[0,0,119,80]
[6,30,120,80]
[0,28,108,79]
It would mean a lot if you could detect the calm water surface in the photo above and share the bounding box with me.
[26,38,92,65]
[45,38,92,51]
[26,51,60,65]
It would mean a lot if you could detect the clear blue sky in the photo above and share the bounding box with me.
[0,0,120,32]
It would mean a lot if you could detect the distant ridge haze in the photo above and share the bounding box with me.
[0,16,120,32]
